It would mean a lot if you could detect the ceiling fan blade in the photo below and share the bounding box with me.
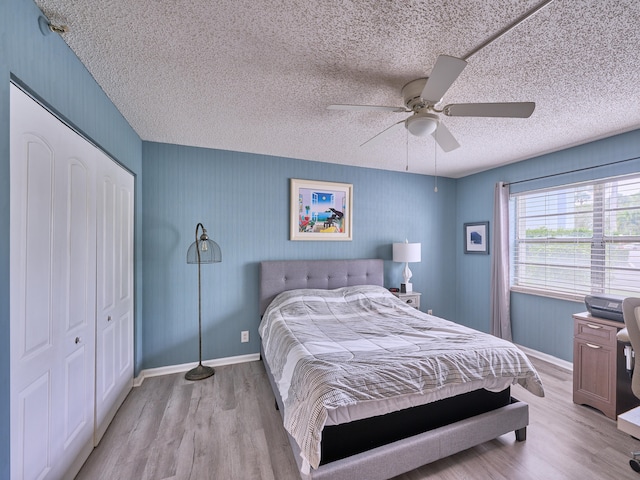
[327,104,407,113]
[432,122,460,152]
[443,102,535,118]
[360,119,405,147]
[421,55,467,103]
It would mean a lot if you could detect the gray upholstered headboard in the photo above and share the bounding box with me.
[259,259,384,315]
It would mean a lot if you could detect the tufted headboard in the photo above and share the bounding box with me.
[259,259,384,315]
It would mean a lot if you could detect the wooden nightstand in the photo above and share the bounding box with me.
[572,312,638,419]
[392,291,421,310]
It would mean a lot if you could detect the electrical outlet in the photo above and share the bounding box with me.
[427,309,433,315]
[241,330,249,343]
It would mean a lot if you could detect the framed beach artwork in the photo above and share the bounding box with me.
[290,179,353,241]
[464,221,489,254]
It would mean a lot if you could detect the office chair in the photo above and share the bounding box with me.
[621,297,640,473]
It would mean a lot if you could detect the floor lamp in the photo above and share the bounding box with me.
[185,222,221,381]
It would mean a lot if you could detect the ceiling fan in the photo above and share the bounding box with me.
[327,55,535,152]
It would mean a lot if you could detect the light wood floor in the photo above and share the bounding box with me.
[76,357,640,479]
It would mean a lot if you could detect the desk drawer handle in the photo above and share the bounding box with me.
[586,343,602,349]
[586,323,603,329]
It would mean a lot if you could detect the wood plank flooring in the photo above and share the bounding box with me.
[76,357,640,479]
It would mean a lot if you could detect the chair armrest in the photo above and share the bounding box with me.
[618,327,630,343]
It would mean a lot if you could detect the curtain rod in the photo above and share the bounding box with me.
[504,154,640,187]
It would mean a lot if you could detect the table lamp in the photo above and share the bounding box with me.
[393,239,421,293]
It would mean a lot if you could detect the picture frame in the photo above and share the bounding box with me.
[464,221,489,254]
[290,178,353,241]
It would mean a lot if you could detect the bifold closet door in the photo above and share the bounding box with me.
[10,83,135,479]
[10,84,97,480]
[95,150,134,444]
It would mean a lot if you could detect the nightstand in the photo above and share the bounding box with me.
[392,291,421,310]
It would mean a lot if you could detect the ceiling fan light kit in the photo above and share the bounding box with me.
[406,113,438,136]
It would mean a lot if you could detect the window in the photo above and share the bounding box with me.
[511,174,640,300]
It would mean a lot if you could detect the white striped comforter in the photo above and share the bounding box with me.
[258,285,544,471]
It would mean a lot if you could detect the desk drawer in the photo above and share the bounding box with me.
[574,319,617,347]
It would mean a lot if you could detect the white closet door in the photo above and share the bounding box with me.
[95,150,134,444]
[10,84,96,479]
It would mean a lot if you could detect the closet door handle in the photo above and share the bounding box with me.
[586,343,601,349]
[75,336,82,344]
[107,315,112,322]
[586,323,603,329]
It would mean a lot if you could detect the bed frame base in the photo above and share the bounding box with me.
[291,397,528,480]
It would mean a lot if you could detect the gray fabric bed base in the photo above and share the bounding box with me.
[313,403,527,480]
[262,347,528,480]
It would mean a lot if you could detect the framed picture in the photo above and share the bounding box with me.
[290,178,353,241]
[464,221,489,254]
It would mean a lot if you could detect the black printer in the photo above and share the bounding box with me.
[584,294,625,322]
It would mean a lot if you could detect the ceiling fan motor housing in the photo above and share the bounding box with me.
[402,78,431,111]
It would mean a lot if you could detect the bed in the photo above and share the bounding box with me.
[259,259,544,480]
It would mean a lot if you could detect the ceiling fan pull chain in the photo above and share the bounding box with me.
[434,133,438,193]
[406,128,409,171]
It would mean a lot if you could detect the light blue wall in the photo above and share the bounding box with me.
[456,130,640,361]
[0,1,143,477]
[141,142,457,368]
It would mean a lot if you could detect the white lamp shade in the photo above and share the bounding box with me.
[393,242,421,263]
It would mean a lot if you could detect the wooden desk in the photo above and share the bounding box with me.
[573,312,639,419]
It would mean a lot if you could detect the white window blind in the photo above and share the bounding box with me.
[511,174,640,300]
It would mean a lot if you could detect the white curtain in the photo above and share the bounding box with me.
[490,181,512,340]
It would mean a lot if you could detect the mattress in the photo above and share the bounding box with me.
[258,285,544,472]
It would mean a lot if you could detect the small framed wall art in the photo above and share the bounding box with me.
[290,178,353,241]
[464,221,489,254]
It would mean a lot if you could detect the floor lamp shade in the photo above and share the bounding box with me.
[393,240,421,292]
[187,227,222,264]
[185,223,221,381]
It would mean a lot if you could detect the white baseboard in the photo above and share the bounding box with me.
[516,344,573,372]
[133,353,261,387]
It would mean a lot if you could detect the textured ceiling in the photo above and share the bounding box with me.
[34,0,640,178]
